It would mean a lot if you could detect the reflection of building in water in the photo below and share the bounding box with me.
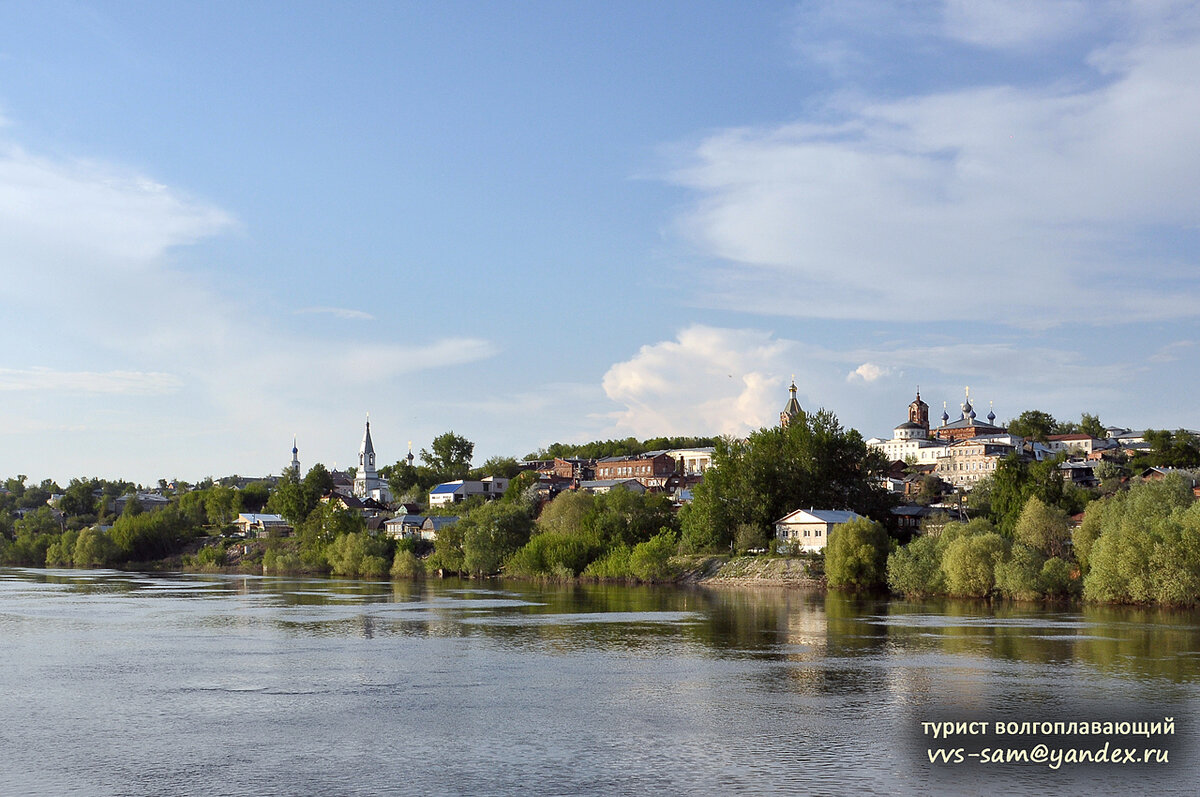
[782,596,829,658]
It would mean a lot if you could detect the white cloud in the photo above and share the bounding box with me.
[847,363,891,383]
[295,306,376,320]
[0,133,499,480]
[595,326,1147,442]
[671,6,1200,326]
[600,326,797,437]
[0,367,182,395]
[941,0,1096,49]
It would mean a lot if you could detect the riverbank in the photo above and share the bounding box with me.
[686,555,825,588]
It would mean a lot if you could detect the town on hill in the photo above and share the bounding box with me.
[3,383,1200,605]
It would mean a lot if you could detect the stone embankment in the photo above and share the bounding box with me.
[679,555,825,588]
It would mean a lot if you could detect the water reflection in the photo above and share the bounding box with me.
[6,567,1199,684]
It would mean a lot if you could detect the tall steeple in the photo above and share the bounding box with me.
[354,414,379,499]
[780,376,803,428]
[290,436,300,476]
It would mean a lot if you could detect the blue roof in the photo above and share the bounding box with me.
[430,483,462,494]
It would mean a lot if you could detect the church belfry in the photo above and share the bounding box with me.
[908,389,929,432]
[290,436,300,476]
[354,414,380,499]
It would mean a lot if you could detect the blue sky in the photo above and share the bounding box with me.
[2,0,1199,484]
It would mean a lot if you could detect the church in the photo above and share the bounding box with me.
[930,388,1005,442]
[353,415,394,504]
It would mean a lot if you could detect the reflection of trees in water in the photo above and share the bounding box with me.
[41,571,1198,684]
[880,598,1200,684]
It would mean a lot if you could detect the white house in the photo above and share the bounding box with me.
[428,477,510,507]
[774,509,863,553]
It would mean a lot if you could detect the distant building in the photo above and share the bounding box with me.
[384,514,427,540]
[774,509,863,553]
[111,492,171,515]
[234,513,291,538]
[780,377,803,428]
[867,390,950,466]
[935,439,1016,489]
[353,415,393,504]
[428,477,509,506]
[578,478,647,495]
[595,452,677,489]
[931,388,1005,443]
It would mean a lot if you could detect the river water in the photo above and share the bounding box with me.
[1,567,1197,796]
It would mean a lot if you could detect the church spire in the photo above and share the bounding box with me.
[780,375,803,428]
[290,435,300,476]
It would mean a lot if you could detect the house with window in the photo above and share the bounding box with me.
[234,513,291,538]
[428,476,510,507]
[774,508,863,553]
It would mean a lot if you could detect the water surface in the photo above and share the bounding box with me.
[1,568,1197,795]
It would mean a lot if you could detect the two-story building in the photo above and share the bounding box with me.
[774,508,863,553]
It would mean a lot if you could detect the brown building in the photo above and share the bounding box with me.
[595,453,677,489]
[931,389,1004,443]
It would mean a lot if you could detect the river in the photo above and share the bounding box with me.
[1,567,1197,795]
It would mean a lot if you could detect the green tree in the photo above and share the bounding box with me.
[427,521,465,575]
[1013,495,1070,559]
[535,491,595,536]
[887,533,947,598]
[1082,474,1200,604]
[421,432,474,480]
[1079,413,1105,439]
[73,527,119,567]
[734,522,768,554]
[502,470,541,504]
[1006,410,1059,442]
[988,454,1068,535]
[204,486,242,527]
[941,532,1010,598]
[681,409,891,553]
[267,466,327,526]
[994,543,1045,601]
[825,517,890,590]
[59,478,100,518]
[479,456,522,479]
[241,482,271,513]
[326,532,391,578]
[628,530,680,582]
[583,488,676,549]
[460,501,534,575]
[295,502,365,571]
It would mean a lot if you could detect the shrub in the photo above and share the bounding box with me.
[994,543,1044,601]
[886,533,945,598]
[628,530,679,582]
[825,517,889,590]
[583,545,633,580]
[390,549,424,579]
[941,532,1010,598]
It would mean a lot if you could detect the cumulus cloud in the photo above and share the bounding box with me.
[596,326,1148,441]
[600,326,798,437]
[847,363,891,383]
[672,3,1200,326]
